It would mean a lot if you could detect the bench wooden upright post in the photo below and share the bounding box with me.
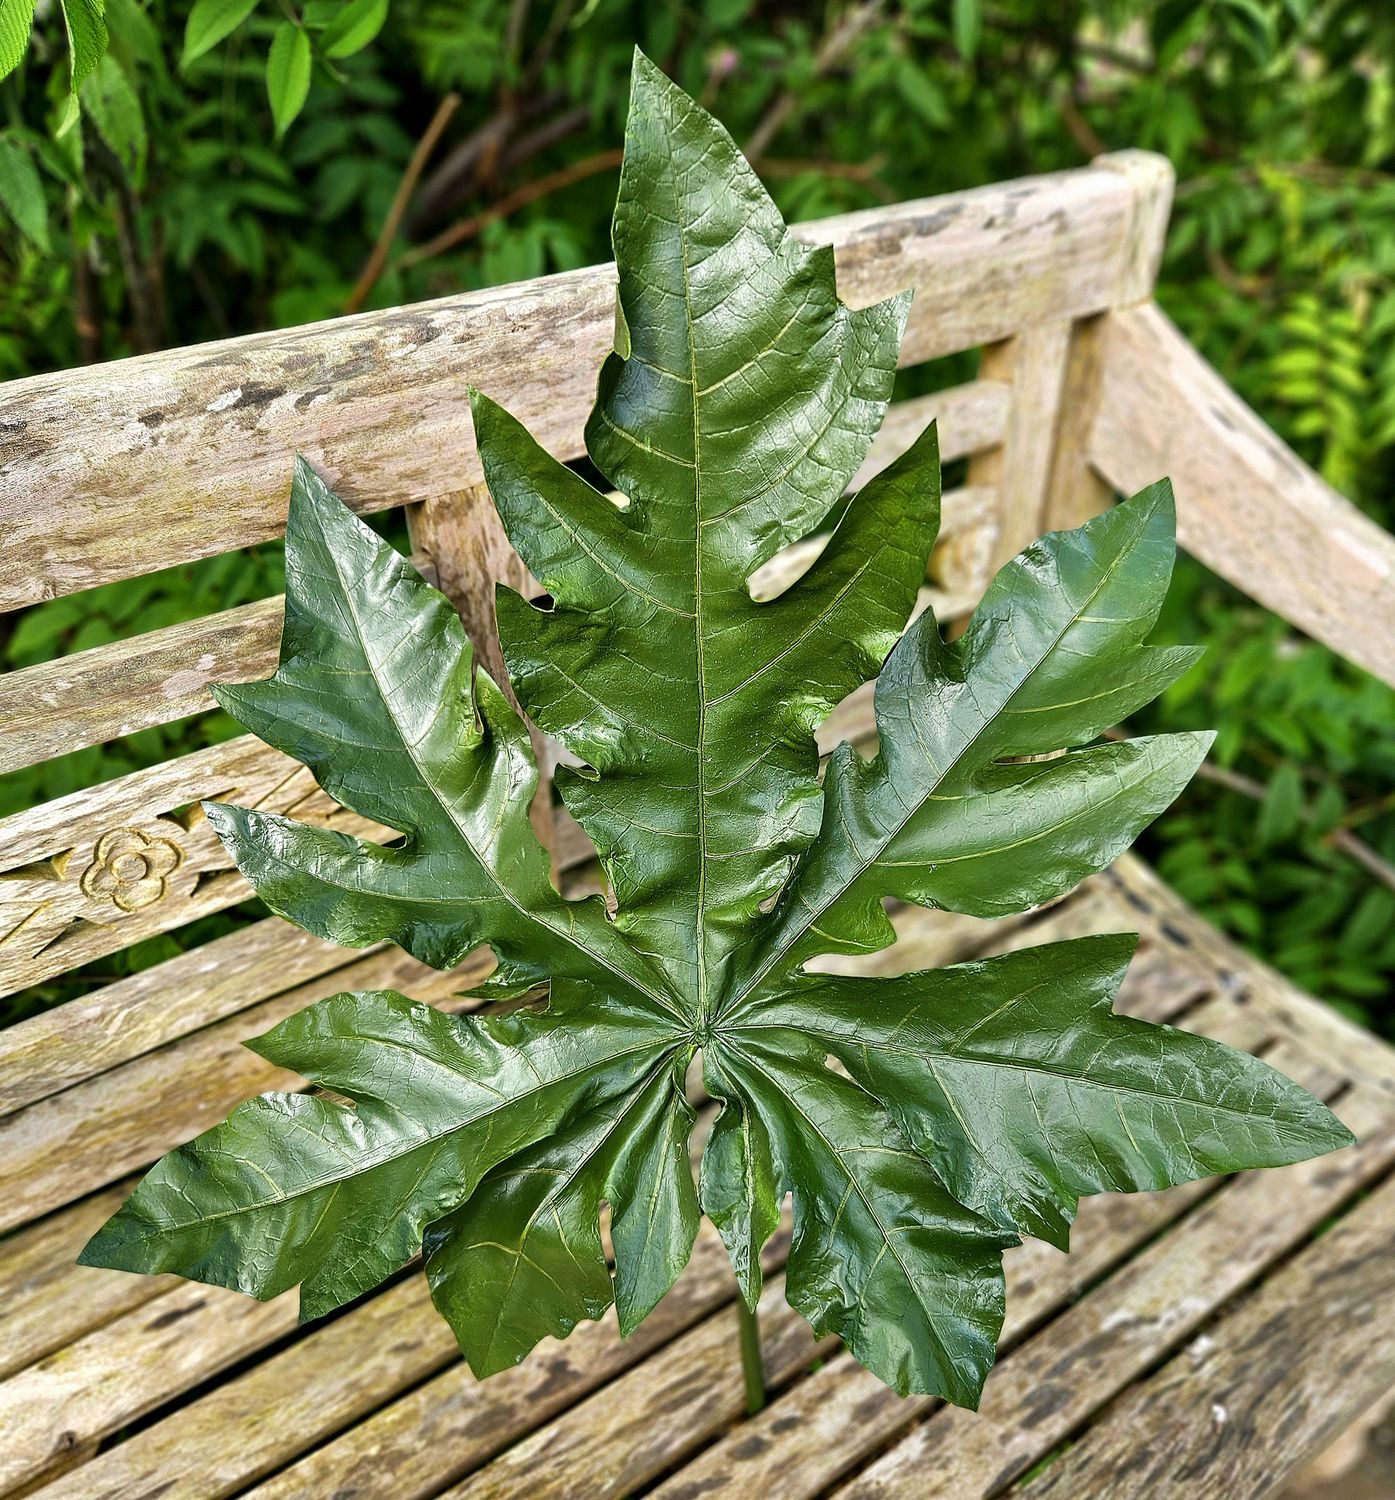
[2,155,1395,1499]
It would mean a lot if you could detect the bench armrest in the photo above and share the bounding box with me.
[1086,301,1395,690]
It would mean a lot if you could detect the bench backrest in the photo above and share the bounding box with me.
[2,149,1392,1252]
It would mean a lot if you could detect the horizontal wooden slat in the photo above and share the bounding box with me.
[1089,302,1395,690]
[0,162,1153,612]
[1017,1160,1395,1500]
[0,735,386,997]
[27,1221,767,1500]
[0,382,1006,776]
[0,1277,299,1497]
[0,917,357,1118]
[0,599,282,778]
[0,1180,169,1383]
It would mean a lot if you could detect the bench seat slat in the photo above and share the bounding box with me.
[0,919,356,1118]
[1017,1161,1395,1500]
[0,1181,167,1384]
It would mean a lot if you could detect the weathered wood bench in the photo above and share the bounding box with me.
[2,150,1394,1500]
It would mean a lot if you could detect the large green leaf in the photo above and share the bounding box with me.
[744,935,1353,1248]
[479,49,919,1010]
[83,51,1353,1407]
[81,985,684,1318]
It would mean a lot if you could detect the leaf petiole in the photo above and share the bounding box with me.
[737,1292,765,1416]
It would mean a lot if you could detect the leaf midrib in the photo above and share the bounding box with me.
[731,1017,1313,1127]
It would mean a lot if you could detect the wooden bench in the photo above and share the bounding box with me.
[2,151,1395,1500]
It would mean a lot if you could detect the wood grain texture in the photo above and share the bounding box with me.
[1016,1163,1395,1500]
[1041,314,1114,532]
[0,166,1147,612]
[967,321,1073,571]
[1090,149,1175,308]
[1089,303,1395,689]
[439,1272,835,1500]
[0,1279,299,1496]
[43,1224,766,1500]
[0,734,385,998]
[0,918,359,1118]
[0,1180,170,1382]
[0,599,283,777]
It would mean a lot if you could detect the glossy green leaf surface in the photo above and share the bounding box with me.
[746,935,1353,1248]
[83,51,1353,1407]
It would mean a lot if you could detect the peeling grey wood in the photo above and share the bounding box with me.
[0,168,1143,612]
[1016,1166,1395,1500]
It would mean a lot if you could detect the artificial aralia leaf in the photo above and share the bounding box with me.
[82,50,1353,1407]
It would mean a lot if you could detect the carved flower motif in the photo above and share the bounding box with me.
[79,828,185,913]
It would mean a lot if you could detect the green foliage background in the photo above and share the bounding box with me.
[2,0,1393,1031]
